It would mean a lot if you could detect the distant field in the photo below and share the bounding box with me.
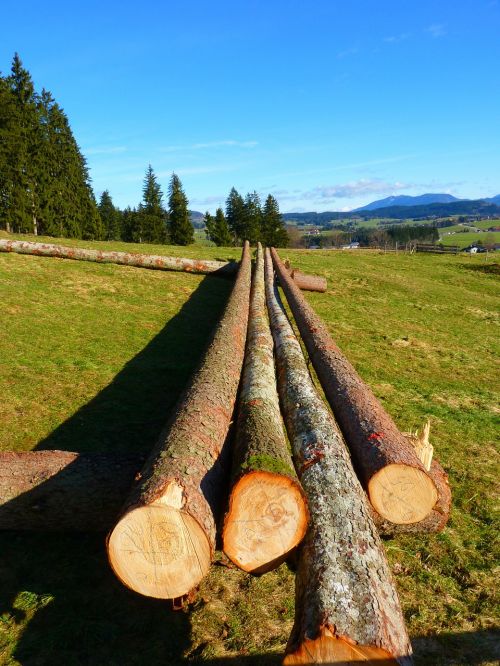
[439,231,500,248]
[0,238,498,665]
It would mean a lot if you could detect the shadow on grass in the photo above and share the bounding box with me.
[459,261,500,276]
[0,273,236,665]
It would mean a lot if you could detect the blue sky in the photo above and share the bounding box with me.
[2,0,499,212]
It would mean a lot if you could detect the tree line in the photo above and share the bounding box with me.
[1,53,289,248]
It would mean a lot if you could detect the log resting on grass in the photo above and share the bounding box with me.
[265,249,413,665]
[222,243,307,574]
[0,452,449,535]
[107,242,251,600]
[289,269,327,293]
[0,239,238,276]
[271,247,438,526]
[0,450,144,531]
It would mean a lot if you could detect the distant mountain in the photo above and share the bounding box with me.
[189,210,205,228]
[355,193,460,212]
[485,194,500,205]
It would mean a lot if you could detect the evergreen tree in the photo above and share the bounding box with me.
[98,190,121,240]
[168,173,193,245]
[137,165,167,243]
[225,187,246,244]
[205,208,232,246]
[243,191,262,245]
[261,195,289,247]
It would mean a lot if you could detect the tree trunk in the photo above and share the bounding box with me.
[223,243,308,574]
[0,451,449,536]
[271,247,438,526]
[290,269,327,293]
[107,242,251,600]
[0,239,238,276]
[0,450,144,531]
[264,249,413,665]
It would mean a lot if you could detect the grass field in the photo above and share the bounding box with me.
[438,231,500,248]
[0,236,499,665]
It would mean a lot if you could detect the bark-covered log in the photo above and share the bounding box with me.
[0,450,144,531]
[271,247,438,526]
[290,270,327,293]
[107,242,251,600]
[0,239,238,276]
[223,243,308,574]
[264,249,413,665]
[0,451,449,536]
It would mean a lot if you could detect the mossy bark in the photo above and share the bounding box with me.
[271,247,438,526]
[0,239,238,276]
[222,243,307,572]
[264,248,413,665]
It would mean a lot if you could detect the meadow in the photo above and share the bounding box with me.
[0,235,498,665]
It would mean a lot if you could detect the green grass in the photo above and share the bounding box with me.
[0,239,499,665]
[439,231,500,248]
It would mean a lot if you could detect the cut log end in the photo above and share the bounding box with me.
[108,502,211,599]
[284,627,398,664]
[223,470,307,574]
[368,463,438,525]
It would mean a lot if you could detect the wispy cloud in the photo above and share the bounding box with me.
[84,145,127,156]
[426,23,446,38]
[160,140,258,152]
[384,33,411,44]
[190,195,226,207]
[276,179,408,204]
[336,46,359,59]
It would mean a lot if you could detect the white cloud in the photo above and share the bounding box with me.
[384,33,411,44]
[160,140,258,152]
[84,145,127,155]
[305,179,408,200]
[426,23,446,38]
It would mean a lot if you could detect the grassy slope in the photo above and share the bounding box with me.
[439,231,500,248]
[0,239,498,665]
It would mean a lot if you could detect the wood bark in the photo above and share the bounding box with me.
[0,239,238,276]
[0,450,144,531]
[0,451,449,535]
[223,243,308,574]
[264,249,413,665]
[271,247,438,526]
[290,269,327,293]
[107,242,251,600]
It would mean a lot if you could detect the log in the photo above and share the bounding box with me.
[0,451,449,535]
[271,247,438,526]
[222,243,308,574]
[290,269,327,293]
[264,249,413,665]
[107,242,251,600]
[0,450,144,531]
[0,239,238,276]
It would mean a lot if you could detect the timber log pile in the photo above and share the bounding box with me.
[0,239,453,663]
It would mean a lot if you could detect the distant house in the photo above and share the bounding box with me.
[341,241,361,249]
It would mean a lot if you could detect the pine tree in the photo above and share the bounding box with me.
[225,187,246,244]
[204,211,216,243]
[261,194,289,247]
[243,191,262,245]
[204,208,232,246]
[168,173,193,245]
[98,190,121,240]
[138,165,167,243]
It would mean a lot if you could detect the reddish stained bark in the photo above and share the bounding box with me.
[0,239,238,276]
[107,242,251,598]
[271,247,439,525]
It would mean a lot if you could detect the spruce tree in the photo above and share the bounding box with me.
[261,194,289,247]
[225,187,246,244]
[213,207,232,246]
[138,165,167,243]
[204,211,216,243]
[168,173,193,245]
[98,190,121,240]
[243,191,262,245]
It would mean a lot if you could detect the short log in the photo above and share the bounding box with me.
[265,249,413,665]
[271,247,438,526]
[0,239,238,276]
[222,243,307,574]
[107,242,251,600]
[290,269,327,293]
